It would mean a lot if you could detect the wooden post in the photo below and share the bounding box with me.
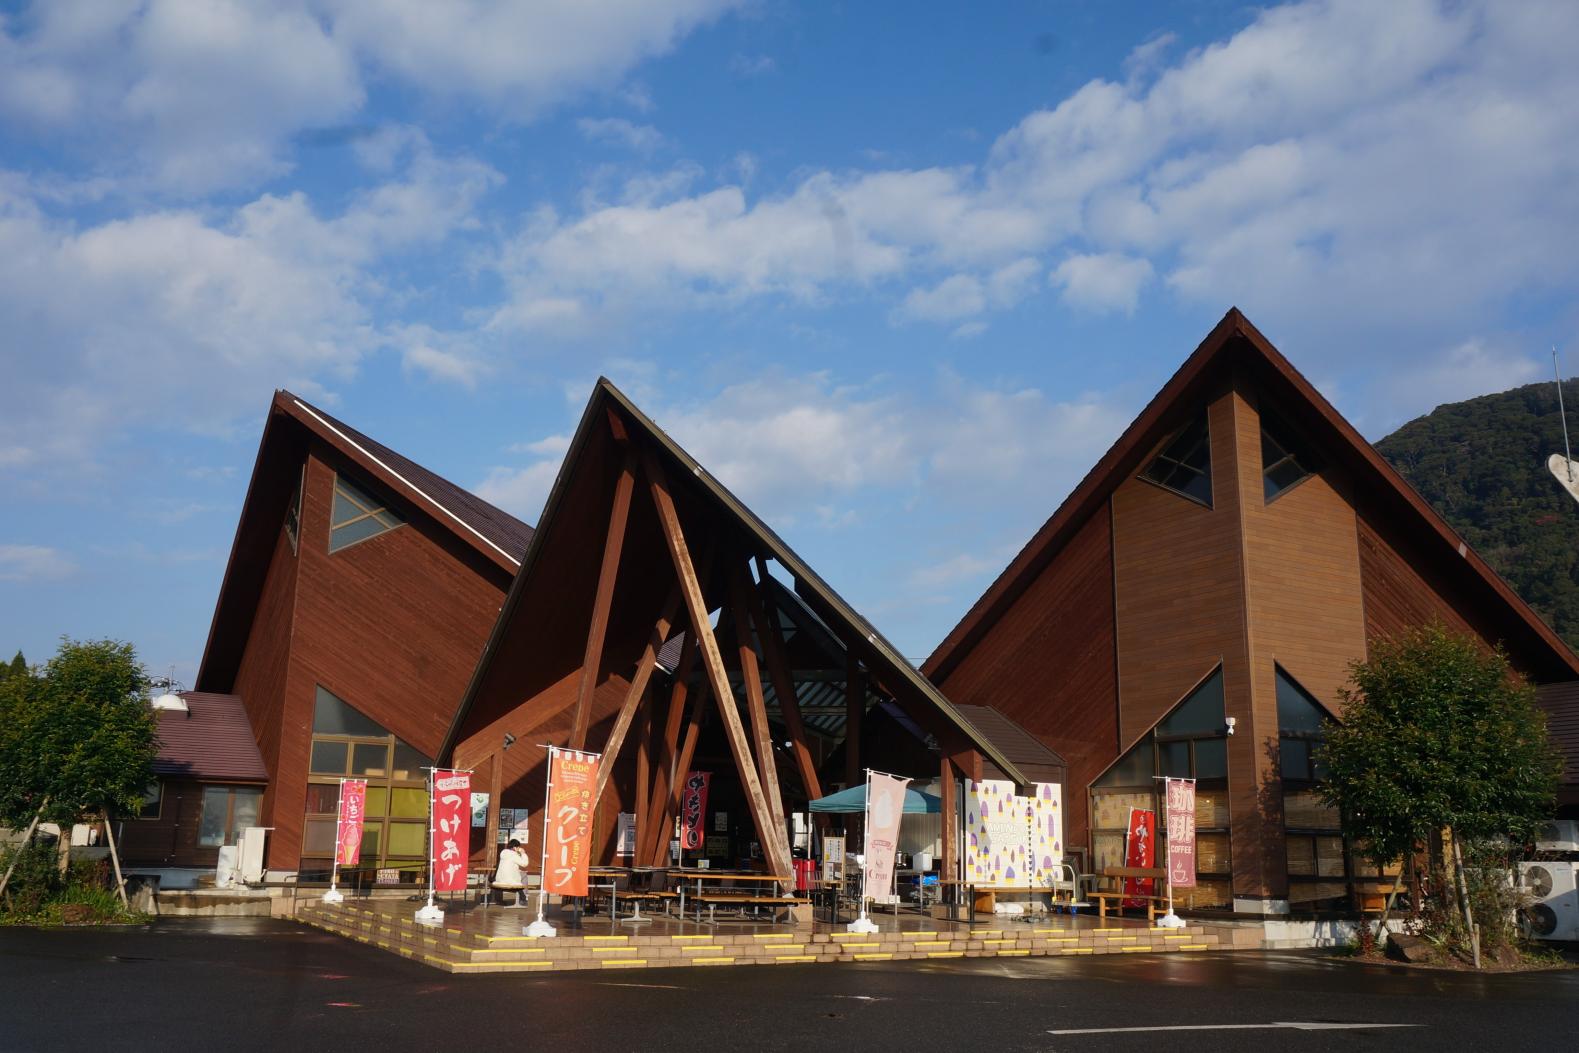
[729,561,787,836]
[570,453,637,750]
[488,749,504,869]
[100,810,130,910]
[634,686,651,862]
[649,678,710,866]
[0,797,48,899]
[642,632,697,864]
[588,584,683,807]
[642,446,793,880]
[747,556,824,803]
[844,652,864,789]
[940,756,957,887]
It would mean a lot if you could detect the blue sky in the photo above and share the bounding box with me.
[3,0,1578,686]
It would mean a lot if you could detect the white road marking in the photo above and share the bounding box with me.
[595,982,684,990]
[1049,1021,1420,1035]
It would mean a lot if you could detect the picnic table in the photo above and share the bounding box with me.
[671,870,797,922]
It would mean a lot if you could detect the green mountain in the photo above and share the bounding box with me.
[1376,378,1579,652]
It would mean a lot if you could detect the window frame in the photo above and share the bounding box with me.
[285,463,304,553]
[198,785,264,847]
[327,473,406,554]
[1138,410,1214,508]
[1260,413,1319,505]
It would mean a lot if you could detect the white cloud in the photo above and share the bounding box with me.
[474,459,563,523]
[729,53,775,77]
[1050,252,1153,314]
[577,117,667,153]
[907,551,1001,589]
[1374,338,1543,427]
[0,544,76,582]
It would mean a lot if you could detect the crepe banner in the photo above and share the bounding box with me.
[863,773,910,896]
[334,779,367,867]
[544,750,599,896]
[1122,807,1156,907]
[431,770,472,892]
[680,771,710,851]
[965,780,1063,887]
[1165,778,1197,889]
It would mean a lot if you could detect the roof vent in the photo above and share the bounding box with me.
[151,691,188,712]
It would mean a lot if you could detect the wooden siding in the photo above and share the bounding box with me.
[932,510,1117,849]
[1234,380,1368,897]
[1356,516,1479,647]
[247,447,509,870]
[231,520,300,856]
[116,778,265,869]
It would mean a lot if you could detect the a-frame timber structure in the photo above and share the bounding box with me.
[441,379,1027,882]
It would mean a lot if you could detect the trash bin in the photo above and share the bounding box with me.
[793,858,816,891]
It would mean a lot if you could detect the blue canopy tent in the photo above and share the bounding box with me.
[808,784,941,814]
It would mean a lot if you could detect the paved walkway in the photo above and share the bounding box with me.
[295,897,1262,973]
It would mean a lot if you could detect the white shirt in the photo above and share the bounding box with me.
[494,847,528,886]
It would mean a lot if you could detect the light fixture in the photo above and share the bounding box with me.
[503,732,516,750]
[1225,716,1237,736]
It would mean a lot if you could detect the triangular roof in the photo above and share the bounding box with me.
[440,378,1029,785]
[195,391,533,692]
[923,307,1579,685]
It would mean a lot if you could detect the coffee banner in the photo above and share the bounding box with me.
[680,771,710,851]
[863,772,910,896]
[431,770,472,892]
[335,779,367,867]
[544,750,599,896]
[1165,778,1197,889]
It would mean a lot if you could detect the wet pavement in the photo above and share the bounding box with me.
[0,917,1574,1051]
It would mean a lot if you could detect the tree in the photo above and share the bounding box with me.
[0,650,25,683]
[0,639,157,905]
[1318,624,1561,959]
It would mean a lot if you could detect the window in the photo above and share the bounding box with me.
[116,782,162,821]
[328,474,404,553]
[1276,666,1351,906]
[285,463,304,552]
[1091,668,1232,908]
[300,685,432,884]
[198,786,263,847]
[1140,409,1213,506]
[1261,415,1317,501]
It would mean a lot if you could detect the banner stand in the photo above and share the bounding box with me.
[525,746,560,938]
[415,767,446,925]
[323,776,348,905]
[847,770,879,933]
[1155,776,1190,929]
[847,767,909,934]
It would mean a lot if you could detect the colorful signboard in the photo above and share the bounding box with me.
[431,770,472,892]
[965,780,1063,887]
[863,773,910,896]
[1122,807,1156,906]
[680,771,710,851]
[1165,778,1197,888]
[543,750,598,897]
[335,779,368,867]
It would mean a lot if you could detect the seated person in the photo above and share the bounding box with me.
[492,839,530,905]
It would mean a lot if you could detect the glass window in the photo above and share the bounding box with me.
[386,821,426,857]
[310,740,348,774]
[364,785,388,818]
[304,783,341,815]
[359,824,381,862]
[352,742,389,777]
[136,782,162,820]
[312,686,389,737]
[389,787,428,818]
[1193,737,1228,779]
[1261,416,1318,501]
[1159,670,1224,735]
[1160,740,1191,778]
[285,464,304,551]
[1276,668,1331,734]
[1141,409,1213,506]
[303,819,338,856]
[1096,740,1153,788]
[390,740,429,781]
[199,787,229,846]
[1280,738,1310,780]
[231,789,260,838]
[329,475,405,552]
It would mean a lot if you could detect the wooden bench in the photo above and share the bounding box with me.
[1089,867,1170,921]
[692,892,809,922]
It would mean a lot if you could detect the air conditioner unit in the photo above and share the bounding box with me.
[1518,861,1579,942]
[1534,820,1579,853]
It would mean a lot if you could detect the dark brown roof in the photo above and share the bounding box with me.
[952,705,1068,786]
[1537,682,1579,786]
[923,308,1579,686]
[152,693,268,782]
[196,390,532,692]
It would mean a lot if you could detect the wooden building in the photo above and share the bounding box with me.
[194,392,532,877]
[441,380,1028,880]
[923,309,1579,913]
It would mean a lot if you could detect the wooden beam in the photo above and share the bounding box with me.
[642,447,794,879]
[648,675,710,866]
[940,753,958,884]
[729,561,787,835]
[634,686,651,862]
[588,582,682,807]
[643,631,695,863]
[570,452,637,750]
[748,555,823,803]
[845,651,864,789]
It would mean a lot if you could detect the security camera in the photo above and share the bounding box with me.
[1225,717,1237,736]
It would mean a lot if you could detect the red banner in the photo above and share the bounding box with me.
[1165,778,1197,889]
[864,773,910,896]
[335,779,368,867]
[1122,807,1156,907]
[544,751,599,896]
[431,770,471,892]
[680,771,710,851]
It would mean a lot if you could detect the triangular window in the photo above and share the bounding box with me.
[1276,666,1335,782]
[329,474,405,552]
[1141,409,1213,506]
[1261,416,1316,501]
[1094,668,1227,787]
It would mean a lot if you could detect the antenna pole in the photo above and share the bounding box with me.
[1557,346,1574,483]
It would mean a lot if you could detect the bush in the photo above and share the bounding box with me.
[2,839,145,925]
[0,837,64,918]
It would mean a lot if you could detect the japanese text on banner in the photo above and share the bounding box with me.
[680,771,710,851]
[864,773,909,896]
[544,752,599,896]
[1165,778,1197,888]
[431,770,471,892]
[335,779,368,867]
[1122,807,1156,907]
